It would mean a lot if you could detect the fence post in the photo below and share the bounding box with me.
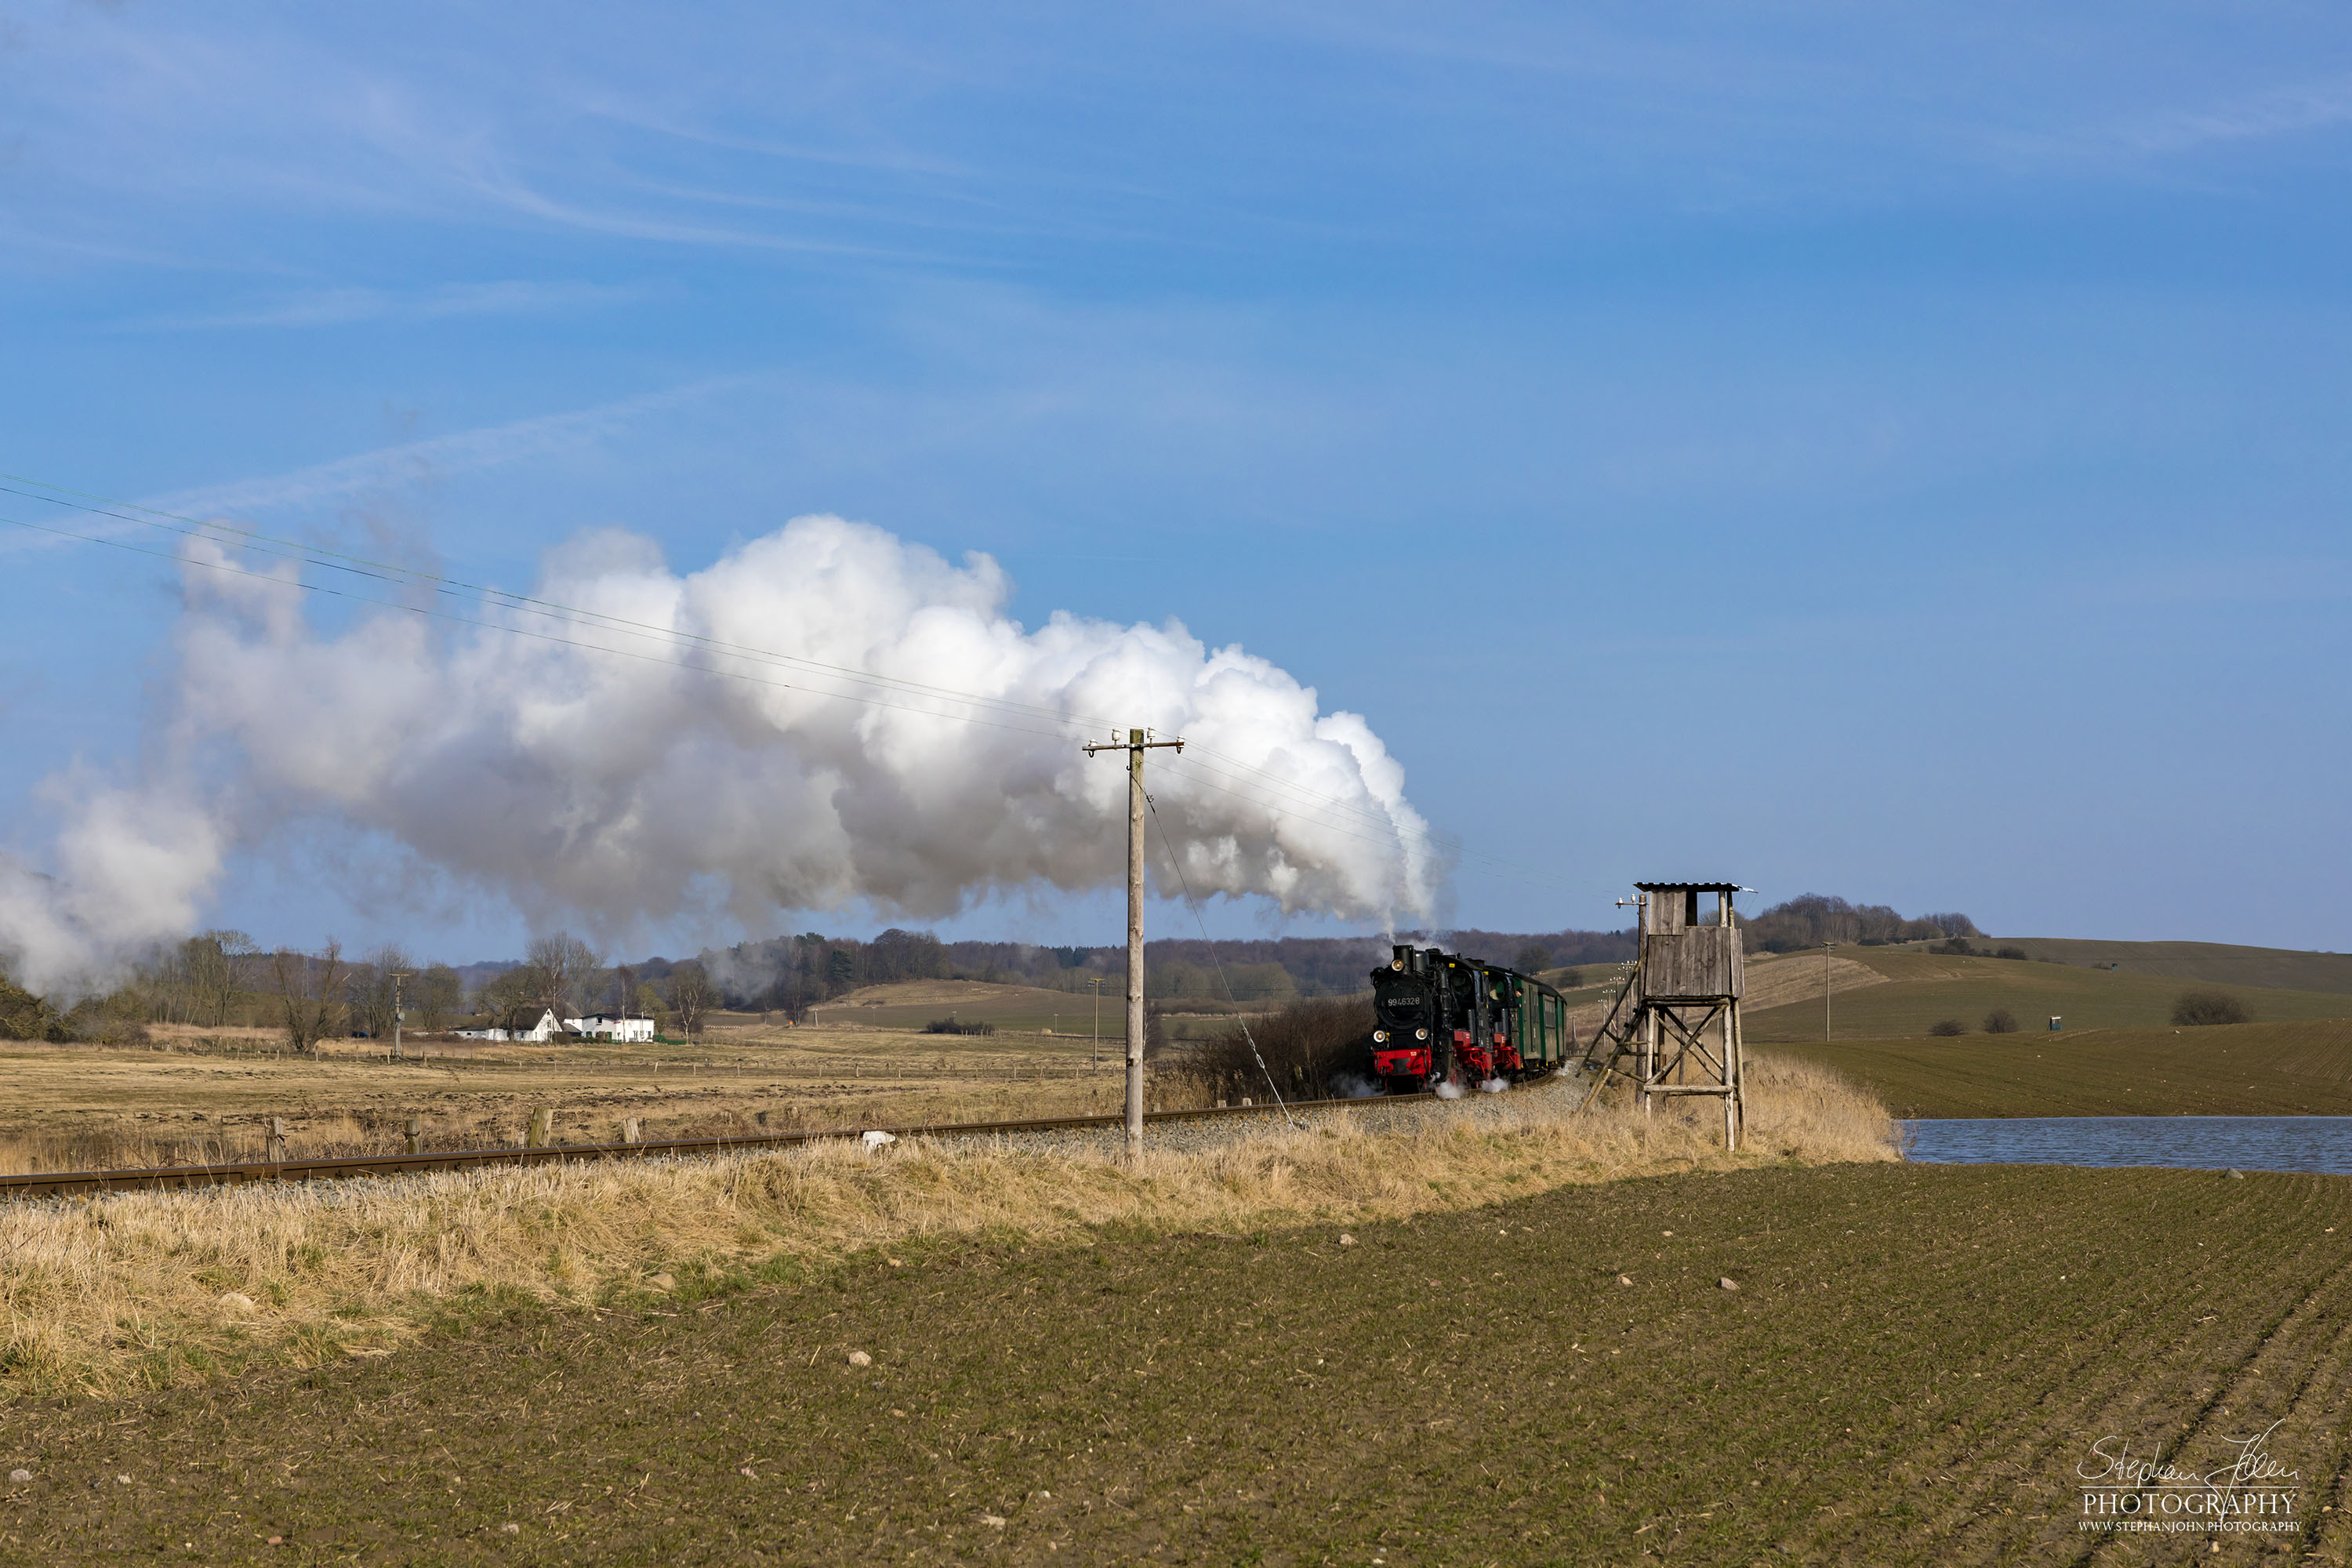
[405,1117,423,1156]
[527,1108,552,1149]
[265,1116,287,1163]
[621,1117,641,1145]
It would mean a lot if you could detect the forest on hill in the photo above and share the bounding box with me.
[0,894,1990,1039]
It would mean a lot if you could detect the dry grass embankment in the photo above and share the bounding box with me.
[0,1055,1891,1398]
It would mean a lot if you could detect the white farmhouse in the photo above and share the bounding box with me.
[455,1007,561,1043]
[566,1013,657,1043]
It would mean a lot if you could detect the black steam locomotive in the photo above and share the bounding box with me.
[1367,943,1573,1091]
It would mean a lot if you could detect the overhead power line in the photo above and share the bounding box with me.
[0,473,1487,840]
[0,509,1082,743]
[2,468,1587,902]
[0,474,1109,738]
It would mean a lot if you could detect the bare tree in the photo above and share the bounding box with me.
[215,931,259,1026]
[635,981,671,1036]
[416,964,462,1033]
[472,966,536,1025]
[354,942,414,1040]
[271,941,348,1055]
[524,931,601,1030]
[175,929,256,1029]
[667,961,712,1043]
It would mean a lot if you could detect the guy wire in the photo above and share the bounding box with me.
[1145,791,1300,1129]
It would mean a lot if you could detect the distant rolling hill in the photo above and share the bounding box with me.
[1741,945,2352,1042]
[1766,1020,2352,1118]
[808,979,1116,1039]
[1988,938,2352,996]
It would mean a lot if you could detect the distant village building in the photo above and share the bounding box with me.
[455,1006,560,1043]
[567,1013,657,1043]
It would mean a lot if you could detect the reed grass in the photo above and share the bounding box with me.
[0,1054,1891,1397]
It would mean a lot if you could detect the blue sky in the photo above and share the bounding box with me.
[3,2,2350,960]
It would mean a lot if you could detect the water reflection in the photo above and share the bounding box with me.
[1903,1116,2352,1175]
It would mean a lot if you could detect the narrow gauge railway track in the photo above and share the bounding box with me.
[0,1091,1436,1200]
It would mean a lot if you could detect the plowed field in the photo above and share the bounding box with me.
[3,1162,2347,1564]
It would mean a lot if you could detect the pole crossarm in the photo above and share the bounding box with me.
[1081,739,1186,756]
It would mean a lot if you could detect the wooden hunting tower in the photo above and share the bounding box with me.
[1583,882,1749,1149]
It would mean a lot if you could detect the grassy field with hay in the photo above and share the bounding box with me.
[0,1013,1139,1176]
[0,1060,1889,1399]
[1766,1018,2352,1118]
[3,1156,2344,1565]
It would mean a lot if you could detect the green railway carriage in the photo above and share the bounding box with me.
[1367,942,1571,1091]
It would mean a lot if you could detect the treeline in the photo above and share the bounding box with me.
[1737,896,1979,954]
[699,925,1644,1015]
[0,895,1991,1047]
[0,928,721,1050]
[0,930,476,1047]
[705,929,961,1018]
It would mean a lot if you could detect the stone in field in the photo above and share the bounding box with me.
[218,1293,256,1315]
[647,1272,677,1291]
[7,1471,27,1483]
[848,1349,873,1367]
[1719,1277,1740,1291]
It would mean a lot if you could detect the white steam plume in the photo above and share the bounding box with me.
[0,514,1443,991]
[0,782,224,996]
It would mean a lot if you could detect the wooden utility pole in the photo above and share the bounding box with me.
[391,970,414,1062]
[1083,728,1183,1160]
[1088,976,1105,1069]
[1823,942,1835,1043]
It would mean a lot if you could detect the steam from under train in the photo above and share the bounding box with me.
[0,513,1443,995]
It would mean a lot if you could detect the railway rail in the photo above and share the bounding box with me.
[0,1091,1434,1200]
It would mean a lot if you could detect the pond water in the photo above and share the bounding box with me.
[1902,1116,2352,1175]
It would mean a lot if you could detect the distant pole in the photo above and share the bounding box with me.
[1090,976,1104,1069]
[1823,943,1836,1042]
[1084,727,1184,1160]
[391,970,413,1062]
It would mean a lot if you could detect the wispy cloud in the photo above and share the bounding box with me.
[2111,74,2352,156]
[122,279,645,333]
[143,376,748,520]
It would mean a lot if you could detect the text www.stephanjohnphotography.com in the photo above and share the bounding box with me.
[2078,1421,2299,1534]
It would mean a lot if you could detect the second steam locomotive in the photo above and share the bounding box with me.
[1367,943,1573,1092]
